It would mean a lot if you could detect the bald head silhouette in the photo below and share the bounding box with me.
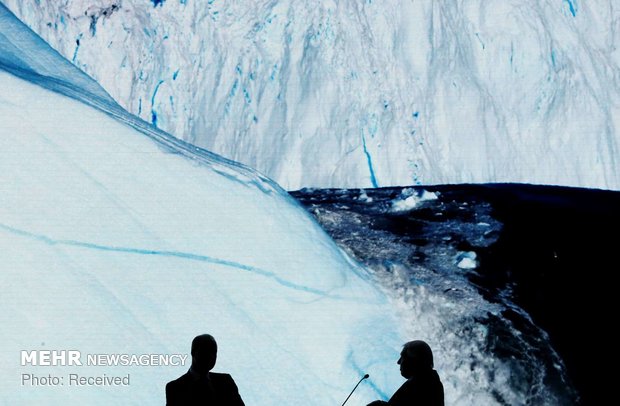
[190,334,218,376]
[367,340,443,406]
[398,340,434,379]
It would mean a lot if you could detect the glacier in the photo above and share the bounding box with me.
[0,2,597,404]
[4,0,620,190]
[0,3,545,404]
[0,3,409,404]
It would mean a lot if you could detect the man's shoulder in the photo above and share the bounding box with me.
[392,371,443,405]
[209,372,236,384]
[209,372,232,378]
[166,372,234,383]
[166,372,192,389]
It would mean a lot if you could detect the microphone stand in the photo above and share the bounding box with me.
[341,374,369,406]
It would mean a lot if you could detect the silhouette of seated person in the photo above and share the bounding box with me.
[367,340,444,406]
[166,334,245,405]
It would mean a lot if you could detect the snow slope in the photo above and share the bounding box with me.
[4,0,620,190]
[0,4,407,404]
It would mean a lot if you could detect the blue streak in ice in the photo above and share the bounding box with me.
[346,350,389,400]
[72,35,82,63]
[72,44,79,63]
[0,223,335,297]
[361,133,379,188]
[151,79,164,126]
[564,0,576,17]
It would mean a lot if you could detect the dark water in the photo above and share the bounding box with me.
[291,183,620,405]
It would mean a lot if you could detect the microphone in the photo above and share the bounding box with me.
[341,373,369,406]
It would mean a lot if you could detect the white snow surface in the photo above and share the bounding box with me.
[0,4,409,404]
[4,0,620,190]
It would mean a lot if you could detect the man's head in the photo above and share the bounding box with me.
[397,340,434,378]
[191,334,218,375]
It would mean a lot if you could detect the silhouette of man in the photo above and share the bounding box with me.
[367,340,444,406]
[166,334,245,405]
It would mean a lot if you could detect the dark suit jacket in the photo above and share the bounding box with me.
[166,371,245,406]
[388,369,444,406]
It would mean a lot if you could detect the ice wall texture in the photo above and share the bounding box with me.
[5,0,620,190]
[1,4,407,404]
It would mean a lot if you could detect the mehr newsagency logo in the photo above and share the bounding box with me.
[20,349,188,387]
[21,349,188,367]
